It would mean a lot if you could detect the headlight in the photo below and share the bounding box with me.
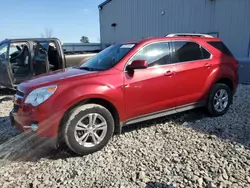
[24,85,57,106]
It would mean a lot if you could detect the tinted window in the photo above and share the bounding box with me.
[172,41,203,63]
[130,42,171,67]
[201,47,211,59]
[81,43,136,71]
[207,41,233,57]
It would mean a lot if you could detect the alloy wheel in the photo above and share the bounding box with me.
[213,89,229,112]
[74,113,108,147]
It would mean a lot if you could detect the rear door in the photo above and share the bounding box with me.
[0,42,13,88]
[32,41,50,76]
[170,40,213,109]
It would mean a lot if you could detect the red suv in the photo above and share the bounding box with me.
[10,33,238,155]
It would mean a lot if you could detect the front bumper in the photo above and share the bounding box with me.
[9,105,64,138]
[9,113,59,150]
[9,115,58,150]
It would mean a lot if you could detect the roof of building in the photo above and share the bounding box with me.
[98,0,112,9]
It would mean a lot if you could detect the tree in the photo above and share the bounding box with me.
[80,36,90,43]
[41,28,53,38]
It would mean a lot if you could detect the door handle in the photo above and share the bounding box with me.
[164,70,175,76]
[204,63,211,68]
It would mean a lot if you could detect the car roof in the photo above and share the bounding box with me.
[144,36,220,43]
[120,36,221,45]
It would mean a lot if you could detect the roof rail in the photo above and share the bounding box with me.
[166,33,214,38]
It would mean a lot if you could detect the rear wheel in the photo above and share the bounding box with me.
[62,104,114,155]
[207,83,232,117]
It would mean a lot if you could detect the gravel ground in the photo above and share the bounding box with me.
[0,85,250,188]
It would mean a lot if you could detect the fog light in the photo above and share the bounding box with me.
[30,123,38,132]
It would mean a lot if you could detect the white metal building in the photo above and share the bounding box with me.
[98,0,250,58]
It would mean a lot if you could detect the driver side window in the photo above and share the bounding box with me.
[9,42,30,66]
[130,42,171,67]
[8,42,31,80]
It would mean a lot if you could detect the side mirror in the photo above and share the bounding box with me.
[127,60,148,71]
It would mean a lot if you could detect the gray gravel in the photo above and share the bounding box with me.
[0,85,250,188]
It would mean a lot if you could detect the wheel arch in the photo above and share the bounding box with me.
[215,77,234,92]
[204,66,236,99]
[205,75,234,108]
[57,97,122,143]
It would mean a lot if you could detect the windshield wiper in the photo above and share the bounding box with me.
[79,67,96,71]
[80,66,105,71]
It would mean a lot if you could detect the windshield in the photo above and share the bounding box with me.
[0,43,8,60]
[80,43,136,71]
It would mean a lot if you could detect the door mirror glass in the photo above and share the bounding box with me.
[127,60,148,71]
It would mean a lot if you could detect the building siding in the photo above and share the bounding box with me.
[99,0,250,58]
[238,58,250,85]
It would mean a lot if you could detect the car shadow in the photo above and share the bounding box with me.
[122,100,250,150]
[121,108,207,134]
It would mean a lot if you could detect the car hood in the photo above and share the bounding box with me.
[18,67,98,93]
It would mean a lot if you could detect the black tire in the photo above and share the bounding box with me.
[207,83,232,117]
[62,104,114,155]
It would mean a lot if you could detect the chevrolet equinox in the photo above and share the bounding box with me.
[10,33,239,155]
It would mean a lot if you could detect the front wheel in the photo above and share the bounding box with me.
[62,104,114,155]
[207,83,232,117]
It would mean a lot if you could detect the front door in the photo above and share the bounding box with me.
[170,41,213,109]
[124,41,178,120]
[0,42,13,88]
[33,41,50,76]
[9,41,32,84]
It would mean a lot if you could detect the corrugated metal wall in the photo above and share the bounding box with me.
[62,43,101,52]
[99,0,250,58]
[237,58,250,84]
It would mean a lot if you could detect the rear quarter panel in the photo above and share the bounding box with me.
[201,53,238,99]
[202,63,236,97]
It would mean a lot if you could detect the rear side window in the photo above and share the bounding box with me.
[207,41,234,57]
[171,41,211,63]
[201,48,211,59]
